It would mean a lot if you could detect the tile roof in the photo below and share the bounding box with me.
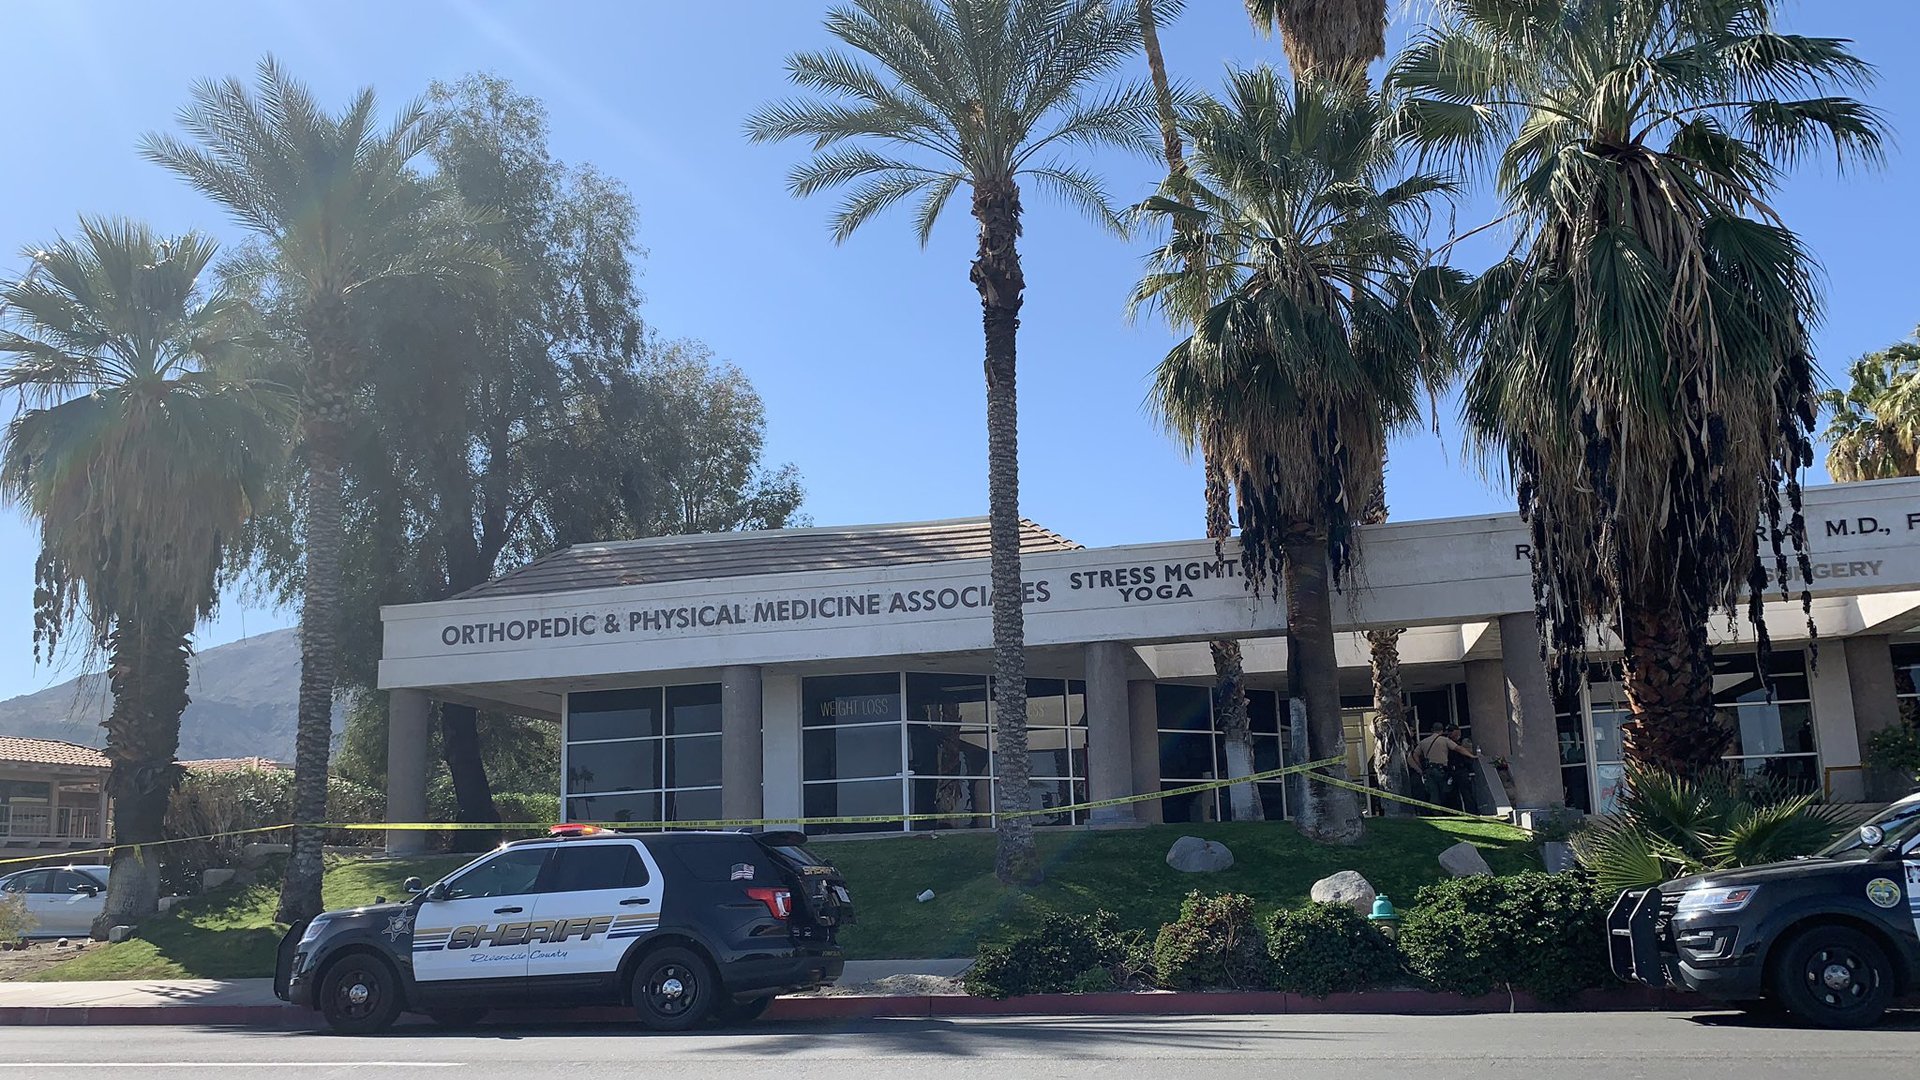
[458,517,1081,600]
[180,757,289,774]
[0,737,109,770]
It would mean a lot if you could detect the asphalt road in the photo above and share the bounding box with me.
[2,1012,1915,1079]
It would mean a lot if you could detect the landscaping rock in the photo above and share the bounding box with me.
[156,896,184,913]
[1309,870,1377,914]
[1165,835,1234,873]
[240,843,291,867]
[202,868,236,890]
[107,925,134,944]
[1438,841,1492,877]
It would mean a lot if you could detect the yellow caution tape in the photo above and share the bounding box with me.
[1,755,1408,868]
[1301,768,1508,820]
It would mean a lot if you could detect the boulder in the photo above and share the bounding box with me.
[1165,835,1234,873]
[156,896,184,913]
[1309,870,1377,914]
[240,843,291,867]
[1439,841,1493,877]
[107,925,134,944]
[202,868,236,890]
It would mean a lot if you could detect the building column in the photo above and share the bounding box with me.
[721,666,764,821]
[1843,635,1901,802]
[1127,680,1162,825]
[760,671,803,820]
[1498,612,1564,809]
[385,689,432,855]
[1084,642,1136,826]
[1806,642,1861,803]
[1463,659,1511,759]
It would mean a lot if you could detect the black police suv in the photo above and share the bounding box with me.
[1609,791,1920,1028]
[275,827,853,1034]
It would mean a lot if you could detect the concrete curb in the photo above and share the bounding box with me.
[0,987,1676,1027]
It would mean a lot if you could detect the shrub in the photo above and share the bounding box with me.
[0,892,31,942]
[1068,966,1118,994]
[963,911,1126,998]
[1266,902,1402,997]
[1572,766,1851,892]
[1397,873,1610,1002]
[1866,724,1920,781]
[1152,891,1267,991]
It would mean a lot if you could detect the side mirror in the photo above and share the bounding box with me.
[402,876,425,895]
[423,882,450,903]
[72,885,99,897]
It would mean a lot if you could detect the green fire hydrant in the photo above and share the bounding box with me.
[1369,893,1399,940]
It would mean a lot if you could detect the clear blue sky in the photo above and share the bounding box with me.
[2,0,1917,698]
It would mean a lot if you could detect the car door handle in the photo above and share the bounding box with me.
[620,897,651,906]
[493,906,523,914]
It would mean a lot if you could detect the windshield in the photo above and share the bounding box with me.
[1817,796,1920,858]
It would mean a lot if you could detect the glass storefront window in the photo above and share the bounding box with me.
[566,683,723,825]
[804,724,901,782]
[1156,683,1285,823]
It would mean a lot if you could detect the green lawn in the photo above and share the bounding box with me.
[32,818,1531,980]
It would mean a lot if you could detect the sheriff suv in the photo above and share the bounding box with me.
[1609,790,1920,1028]
[275,827,853,1034]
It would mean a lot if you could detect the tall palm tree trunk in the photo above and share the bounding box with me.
[278,314,353,924]
[95,613,192,935]
[974,177,1039,886]
[1365,627,1415,815]
[1618,591,1727,776]
[1283,529,1363,843]
[1141,0,1262,820]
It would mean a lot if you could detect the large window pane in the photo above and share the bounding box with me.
[1728,753,1818,790]
[1712,650,1809,704]
[667,787,722,823]
[566,740,658,794]
[666,683,723,735]
[804,673,902,727]
[1024,779,1082,826]
[804,725,901,781]
[1160,783,1217,824]
[804,779,903,834]
[1066,681,1087,725]
[1024,678,1067,727]
[1590,707,1629,765]
[906,673,989,727]
[909,777,989,829]
[1248,690,1280,735]
[1028,727,1085,779]
[568,687,662,742]
[1156,684,1211,731]
[1557,708,1588,767]
[666,734,723,789]
[1722,702,1816,758]
[907,722,990,777]
[1159,732,1216,779]
[567,791,660,825]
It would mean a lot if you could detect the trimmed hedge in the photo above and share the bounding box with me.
[1266,902,1402,997]
[1396,872,1611,1001]
[1152,892,1268,990]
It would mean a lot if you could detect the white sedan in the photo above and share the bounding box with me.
[0,864,111,938]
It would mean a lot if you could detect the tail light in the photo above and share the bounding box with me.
[744,886,792,920]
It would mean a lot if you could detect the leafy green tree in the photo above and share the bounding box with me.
[0,219,280,928]
[143,57,501,922]
[1392,0,1887,776]
[1134,69,1458,843]
[242,75,802,842]
[1821,336,1920,482]
[748,0,1156,882]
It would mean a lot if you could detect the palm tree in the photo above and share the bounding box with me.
[1393,0,1886,776]
[0,218,278,930]
[1244,0,1416,811]
[1134,0,1265,821]
[142,56,498,922]
[1246,0,1387,79]
[749,0,1155,882]
[1134,68,1459,843]
[1821,337,1920,482]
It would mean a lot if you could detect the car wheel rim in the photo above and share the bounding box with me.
[1803,947,1875,1009]
[338,967,379,1019]
[648,964,695,1016]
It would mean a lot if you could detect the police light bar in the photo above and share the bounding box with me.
[549,823,604,836]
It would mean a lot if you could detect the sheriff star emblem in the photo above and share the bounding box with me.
[382,911,415,941]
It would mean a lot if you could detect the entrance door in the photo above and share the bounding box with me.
[526,840,663,985]
[411,846,551,986]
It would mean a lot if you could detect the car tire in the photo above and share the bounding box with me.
[1769,924,1894,1029]
[319,954,405,1035]
[711,994,775,1025]
[631,946,718,1032]
[426,1007,488,1029]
